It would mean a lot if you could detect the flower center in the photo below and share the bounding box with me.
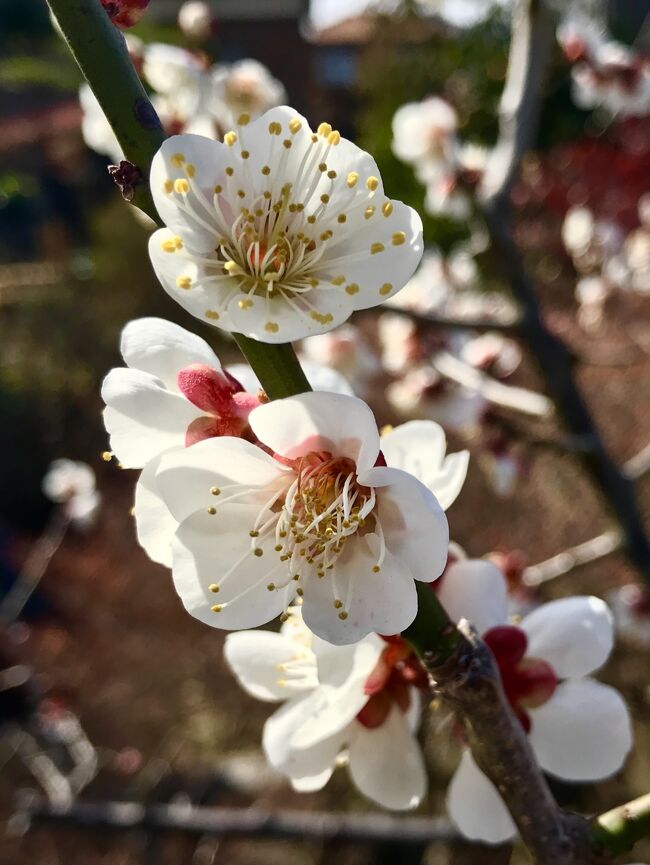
[357,636,429,729]
[483,625,558,733]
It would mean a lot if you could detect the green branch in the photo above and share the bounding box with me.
[46,0,311,402]
[592,793,650,857]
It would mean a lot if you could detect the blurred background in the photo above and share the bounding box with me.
[0,0,649,862]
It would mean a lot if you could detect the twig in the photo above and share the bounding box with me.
[17,794,460,845]
[624,442,650,482]
[592,793,650,857]
[432,350,553,417]
[523,529,622,586]
[478,0,650,587]
[364,304,521,333]
[0,507,70,624]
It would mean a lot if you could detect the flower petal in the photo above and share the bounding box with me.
[301,533,418,645]
[148,228,237,334]
[102,367,200,468]
[381,420,469,510]
[529,679,632,781]
[263,693,348,781]
[150,134,227,253]
[134,453,178,566]
[360,466,449,583]
[437,559,508,634]
[156,436,287,524]
[249,392,380,474]
[172,507,293,631]
[224,630,315,702]
[120,317,221,390]
[520,596,614,678]
[348,705,426,810]
[226,285,355,344]
[447,750,516,843]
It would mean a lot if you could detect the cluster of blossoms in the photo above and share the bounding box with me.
[563,197,650,330]
[392,96,489,220]
[98,107,634,843]
[80,41,285,165]
[557,15,650,118]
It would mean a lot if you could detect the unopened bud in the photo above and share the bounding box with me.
[100,0,150,29]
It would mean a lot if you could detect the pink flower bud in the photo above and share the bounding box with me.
[101,0,149,29]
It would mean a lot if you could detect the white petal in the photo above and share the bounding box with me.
[102,367,200,468]
[291,767,334,792]
[437,559,508,633]
[289,635,383,748]
[263,694,348,781]
[447,750,516,844]
[172,507,293,631]
[249,392,380,474]
[226,285,354,344]
[148,228,237,334]
[156,436,287,524]
[301,533,418,644]
[361,466,449,583]
[381,420,469,510]
[521,596,614,678]
[348,705,427,810]
[134,453,178,566]
[120,317,220,390]
[150,134,226,253]
[224,630,314,702]
[529,679,632,781]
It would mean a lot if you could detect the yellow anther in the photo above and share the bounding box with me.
[214,184,223,194]
[319,162,327,172]
[296,588,304,597]
[327,130,341,145]
[268,121,282,135]
[263,191,272,199]
[210,487,220,496]
[241,150,250,159]
[249,530,259,537]
[237,189,246,198]
[283,139,292,149]
[207,506,217,515]
[327,169,337,179]
[267,583,276,591]
[205,310,220,320]
[366,176,379,191]
[174,178,189,194]
[289,118,302,134]
[274,544,283,552]
[209,584,220,593]
[371,242,385,254]
[238,112,250,126]
[225,166,234,176]
[170,152,185,167]
[372,565,381,573]
[224,131,238,146]
[346,172,359,188]
[307,215,316,224]
[163,179,174,194]
[382,201,394,217]
[186,163,196,178]
[310,311,334,325]
[379,282,393,295]
[224,261,241,274]
[364,206,375,220]
[320,194,330,204]
[211,604,223,613]
[254,548,264,557]
[317,122,332,137]
[338,611,349,620]
[337,214,347,224]
[102,451,113,462]
[334,599,343,609]
[176,276,192,290]
[392,231,406,246]
[331,275,346,286]
[345,283,359,295]
[265,321,279,333]
[320,230,333,241]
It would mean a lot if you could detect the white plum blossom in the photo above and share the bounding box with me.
[154,391,449,644]
[438,561,632,844]
[300,325,380,398]
[208,60,287,132]
[102,317,261,565]
[460,332,522,379]
[224,607,429,809]
[177,0,214,40]
[391,97,457,173]
[380,420,469,510]
[148,107,424,343]
[42,459,101,529]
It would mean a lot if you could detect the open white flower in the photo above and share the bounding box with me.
[224,607,428,809]
[380,420,469,510]
[148,106,423,343]
[438,560,632,844]
[102,317,260,565]
[208,60,287,131]
[391,97,457,171]
[155,391,448,643]
[42,459,101,529]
